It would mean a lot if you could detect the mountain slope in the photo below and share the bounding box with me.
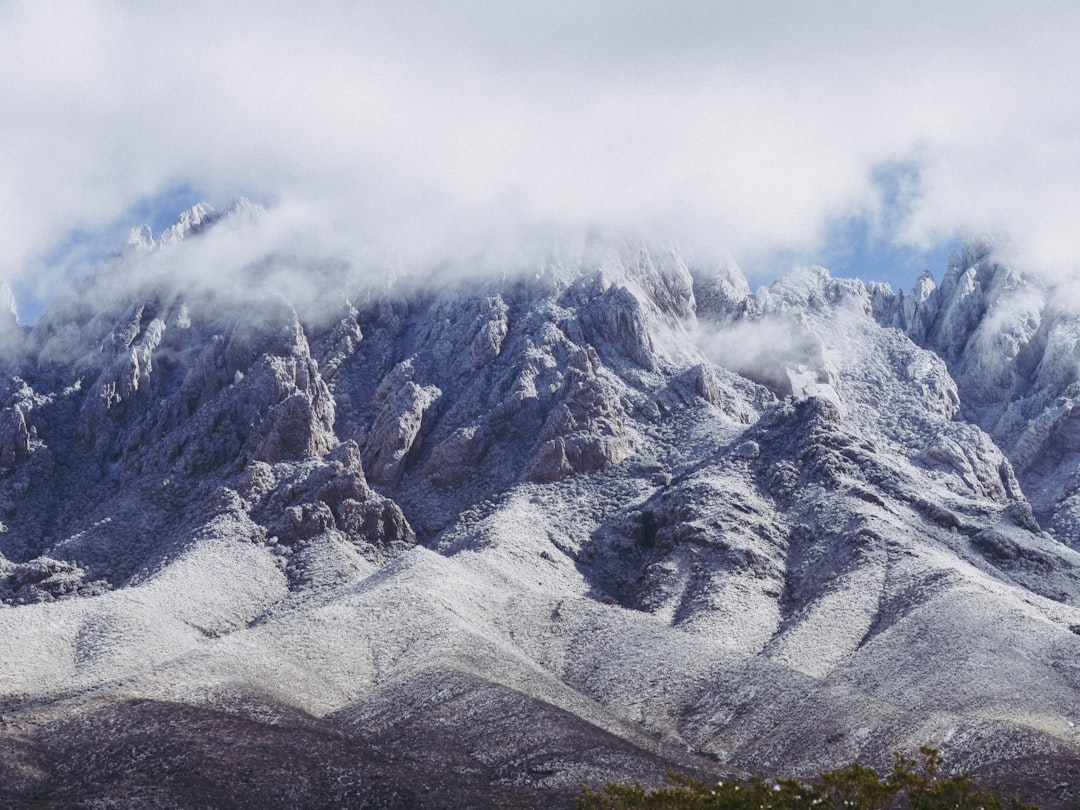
[1,211,1079,807]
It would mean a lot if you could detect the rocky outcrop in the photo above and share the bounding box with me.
[364,360,443,487]
[530,353,631,482]
[583,285,657,370]
[0,556,109,604]
[467,295,509,369]
[424,425,493,487]
[920,425,1022,503]
[240,440,415,560]
[77,305,166,454]
[0,404,31,470]
[870,244,1080,543]
[157,202,219,246]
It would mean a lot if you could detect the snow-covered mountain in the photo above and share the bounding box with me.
[2,207,1080,808]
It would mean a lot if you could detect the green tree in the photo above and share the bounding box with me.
[578,747,1038,810]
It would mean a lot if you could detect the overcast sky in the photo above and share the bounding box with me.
[3,0,1080,314]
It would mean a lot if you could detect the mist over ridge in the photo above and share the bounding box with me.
[7,1,1080,322]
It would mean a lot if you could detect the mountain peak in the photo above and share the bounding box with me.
[224,196,264,223]
[124,199,264,256]
[157,201,218,247]
[125,223,156,252]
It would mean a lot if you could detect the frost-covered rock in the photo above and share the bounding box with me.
[0,404,31,470]
[157,202,219,246]
[126,224,156,252]
[365,359,443,486]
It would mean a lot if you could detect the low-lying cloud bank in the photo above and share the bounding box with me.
[3,0,1080,304]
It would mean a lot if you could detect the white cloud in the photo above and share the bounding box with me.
[3,0,1080,300]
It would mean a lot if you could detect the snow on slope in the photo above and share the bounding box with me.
[2,211,1080,806]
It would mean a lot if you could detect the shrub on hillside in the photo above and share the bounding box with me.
[578,746,1037,809]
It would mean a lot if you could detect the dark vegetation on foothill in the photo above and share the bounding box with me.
[579,747,1038,810]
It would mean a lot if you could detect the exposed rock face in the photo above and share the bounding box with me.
[3,215,1080,808]
[157,201,219,246]
[530,355,632,483]
[0,402,31,469]
[0,555,109,604]
[365,359,443,486]
[880,243,1080,546]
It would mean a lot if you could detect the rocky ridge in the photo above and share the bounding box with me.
[2,210,1080,807]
